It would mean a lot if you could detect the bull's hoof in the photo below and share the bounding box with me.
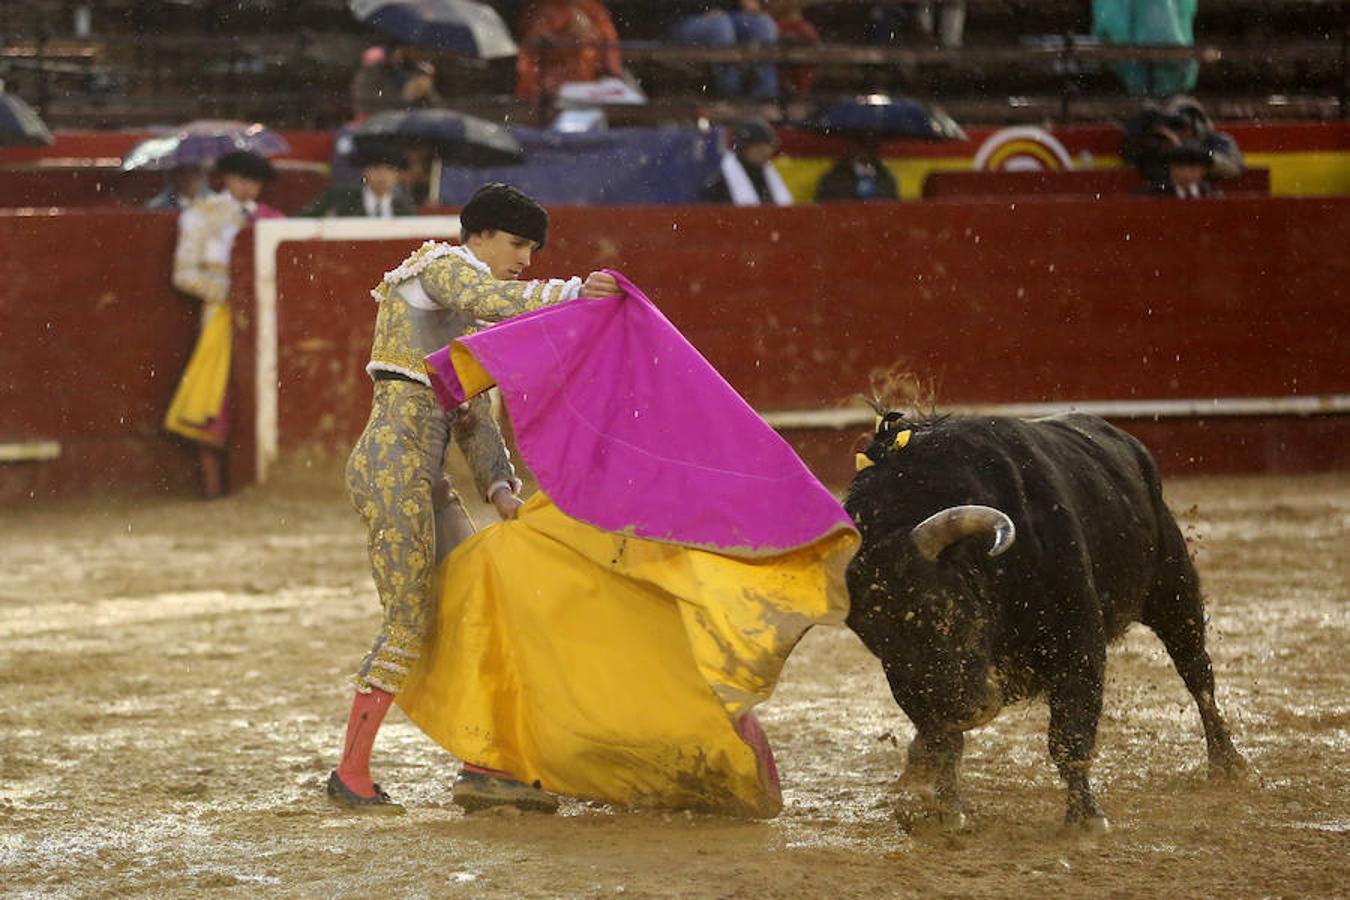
[936,807,968,831]
[897,805,968,834]
[1208,751,1251,782]
[1060,813,1110,837]
[1081,815,1110,836]
[897,786,969,833]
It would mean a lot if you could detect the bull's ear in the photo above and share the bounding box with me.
[855,452,875,471]
[891,429,912,450]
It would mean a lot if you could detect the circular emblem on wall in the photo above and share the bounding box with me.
[972,127,1074,172]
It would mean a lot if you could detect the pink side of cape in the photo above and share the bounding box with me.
[425,271,854,555]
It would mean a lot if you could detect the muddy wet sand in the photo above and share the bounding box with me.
[1,469,1346,898]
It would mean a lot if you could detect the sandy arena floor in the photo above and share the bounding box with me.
[1,466,1346,898]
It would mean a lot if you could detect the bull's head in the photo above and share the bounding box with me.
[845,413,1016,733]
[854,410,911,472]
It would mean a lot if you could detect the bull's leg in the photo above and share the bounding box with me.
[1047,655,1109,833]
[1143,569,1246,778]
[899,728,968,830]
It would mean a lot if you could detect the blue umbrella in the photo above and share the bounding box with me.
[120,120,290,171]
[806,95,966,142]
[0,88,54,147]
[349,0,517,59]
[352,108,523,167]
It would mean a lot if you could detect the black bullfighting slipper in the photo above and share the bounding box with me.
[452,770,559,814]
[326,770,405,815]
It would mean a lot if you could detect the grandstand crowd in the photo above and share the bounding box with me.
[1,0,1345,131]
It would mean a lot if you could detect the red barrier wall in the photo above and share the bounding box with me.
[252,198,1348,483]
[0,210,201,501]
[5,197,1347,503]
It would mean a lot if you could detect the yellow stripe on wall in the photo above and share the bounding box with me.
[776,151,1350,201]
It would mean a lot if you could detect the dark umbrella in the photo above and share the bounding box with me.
[121,120,291,171]
[352,108,523,167]
[0,88,54,147]
[806,94,966,142]
[349,0,517,59]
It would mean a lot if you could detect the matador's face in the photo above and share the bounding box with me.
[468,229,539,280]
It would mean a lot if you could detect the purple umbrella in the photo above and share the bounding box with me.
[120,120,290,171]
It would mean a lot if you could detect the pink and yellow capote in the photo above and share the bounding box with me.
[397,272,858,816]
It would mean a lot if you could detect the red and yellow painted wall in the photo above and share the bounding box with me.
[774,121,1350,199]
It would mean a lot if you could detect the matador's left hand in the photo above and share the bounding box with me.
[491,486,525,520]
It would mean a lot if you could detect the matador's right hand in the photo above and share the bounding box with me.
[581,271,619,299]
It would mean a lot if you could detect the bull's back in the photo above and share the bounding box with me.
[1007,414,1177,634]
[916,414,1173,633]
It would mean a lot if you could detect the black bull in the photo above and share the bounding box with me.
[844,412,1245,830]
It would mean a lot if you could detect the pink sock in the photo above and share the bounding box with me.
[736,711,781,801]
[336,688,394,798]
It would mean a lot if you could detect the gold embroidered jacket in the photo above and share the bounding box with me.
[171,191,251,306]
[367,241,582,383]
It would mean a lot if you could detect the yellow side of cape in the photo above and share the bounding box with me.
[396,492,855,817]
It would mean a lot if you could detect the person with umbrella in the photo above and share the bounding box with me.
[1140,140,1222,198]
[807,95,960,203]
[812,136,899,203]
[124,120,291,211]
[329,182,619,813]
[348,106,525,206]
[351,43,444,119]
[165,150,282,498]
[300,140,418,218]
[145,164,211,211]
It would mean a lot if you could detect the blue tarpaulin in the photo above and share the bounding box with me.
[333,125,723,206]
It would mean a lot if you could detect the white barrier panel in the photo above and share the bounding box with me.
[251,216,461,483]
[760,395,1350,431]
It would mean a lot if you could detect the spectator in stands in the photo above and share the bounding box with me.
[1164,95,1244,179]
[146,164,210,211]
[1121,96,1243,190]
[813,137,899,203]
[1141,140,1221,197]
[768,1,820,97]
[915,2,967,49]
[300,142,417,218]
[702,117,793,206]
[352,44,443,119]
[669,2,780,100]
[1092,0,1198,98]
[860,3,963,48]
[1120,103,1186,187]
[166,150,280,499]
[401,142,435,206]
[515,0,625,101]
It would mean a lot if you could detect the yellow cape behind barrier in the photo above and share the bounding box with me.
[397,491,855,817]
[163,304,230,445]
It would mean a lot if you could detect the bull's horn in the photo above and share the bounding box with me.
[910,505,1016,561]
